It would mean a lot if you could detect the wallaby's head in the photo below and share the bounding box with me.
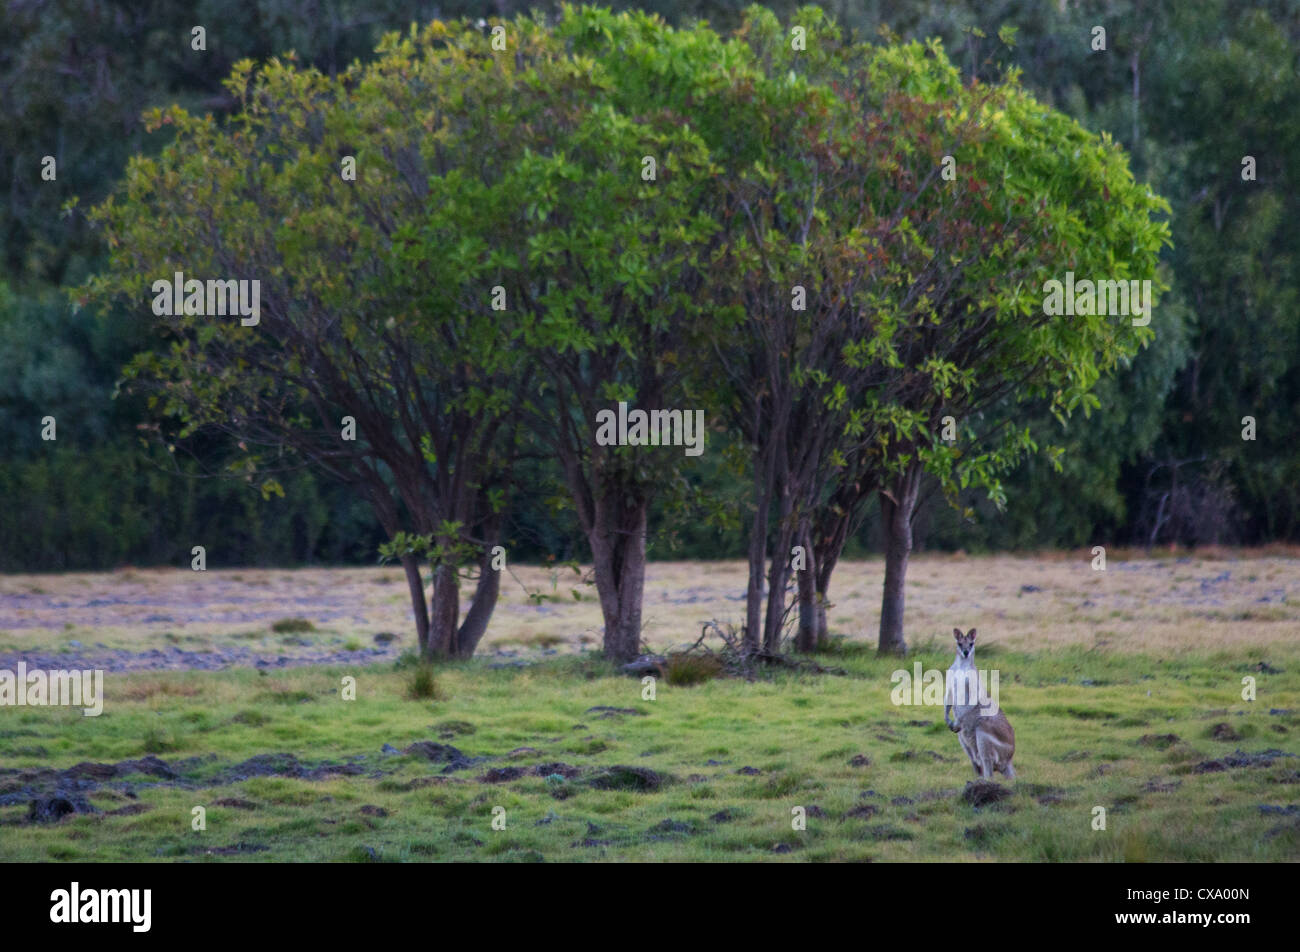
[952,627,977,660]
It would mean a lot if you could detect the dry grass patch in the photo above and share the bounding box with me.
[3,552,1299,659]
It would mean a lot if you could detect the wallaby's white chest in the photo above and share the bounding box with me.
[946,657,981,719]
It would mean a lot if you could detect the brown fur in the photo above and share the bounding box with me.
[956,702,1016,779]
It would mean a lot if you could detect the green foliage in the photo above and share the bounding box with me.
[4,1,1299,568]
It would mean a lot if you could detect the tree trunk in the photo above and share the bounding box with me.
[589,494,649,663]
[400,553,430,654]
[425,561,460,658]
[795,522,820,652]
[814,591,828,648]
[762,501,795,654]
[877,463,922,656]
[454,543,501,658]
[744,448,773,653]
[811,528,842,649]
[800,481,872,653]
[762,551,791,654]
[366,487,433,657]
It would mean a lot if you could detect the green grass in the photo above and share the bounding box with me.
[1,641,1297,862]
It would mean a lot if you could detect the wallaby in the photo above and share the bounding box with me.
[944,627,1016,780]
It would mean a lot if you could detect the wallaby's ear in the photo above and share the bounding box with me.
[969,628,977,640]
[953,628,963,640]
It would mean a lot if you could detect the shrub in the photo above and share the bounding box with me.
[406,665,444,701]
[664,652,724,686]
[271,618,315,633]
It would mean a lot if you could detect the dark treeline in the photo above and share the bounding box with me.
[2,0,1296,572]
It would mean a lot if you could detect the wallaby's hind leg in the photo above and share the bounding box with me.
[975,734,1000,780]
[959,730,982,776]
[975,732,1015,780]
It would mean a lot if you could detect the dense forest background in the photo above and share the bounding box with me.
[2,0,1296,571]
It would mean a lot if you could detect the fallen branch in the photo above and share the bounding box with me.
[617,621,847,679]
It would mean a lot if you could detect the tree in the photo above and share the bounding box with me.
[496,6,746,662]
[83,34,532,657]
[717,10,1170,655]
[851,41,1171,653]
[708,7,894,654]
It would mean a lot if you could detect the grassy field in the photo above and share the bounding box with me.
[1,552,1298,862]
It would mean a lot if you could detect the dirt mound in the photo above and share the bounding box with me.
[212,752,365,784]
[1,755,182,812]
[1191,748,1298,774]
[585,706,646,718]
[402,742,479,773]
[587,765,664,792]
[962,780,1013,807]
[212,798,258,810]
[479,761,582,783]
[1137,733,1181,749]
[479,766,528,783]
[648,818,695,835]
[28,796,81,823]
